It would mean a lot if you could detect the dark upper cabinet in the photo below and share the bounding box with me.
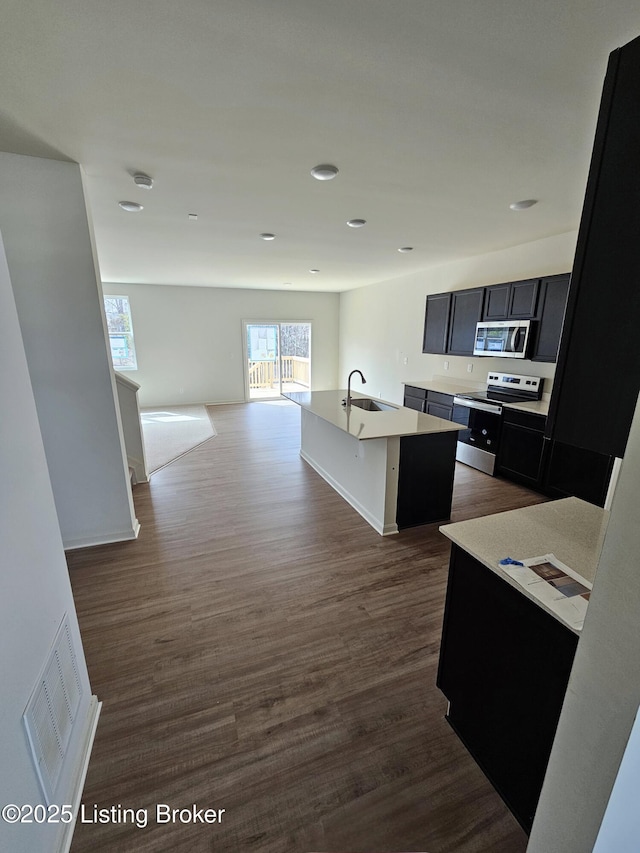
[531,274,571,363]
[422,292,452,354]
[509,279,539,318]
[483,283,511,320]
[422,276,568,361]
[482,279,539,320]
[547,35,640,463]
[447,288,484,355]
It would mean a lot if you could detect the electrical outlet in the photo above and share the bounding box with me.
[467,363,473,373]
[403,356,408,365]
[444,361,449,370]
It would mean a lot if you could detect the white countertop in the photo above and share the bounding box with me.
[440,497,609,633]
[283,390,464,440]
[404,378,484,396]
[504,398,549,416]
[404,378,550,417]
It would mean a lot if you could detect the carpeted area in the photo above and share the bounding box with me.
[141,405,216,474]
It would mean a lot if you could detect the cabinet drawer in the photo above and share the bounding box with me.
[427,401,453,420]
[404,385,428,400]
[404,396,426,413]
[502,408,546,431]
[427,390,454,407]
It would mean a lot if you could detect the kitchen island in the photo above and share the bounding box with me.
[283,389,463,535]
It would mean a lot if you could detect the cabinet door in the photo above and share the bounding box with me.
[483,283,511,320]
[422,293,451,354]
[483,280,539,321]
[508,278,539,318]
[426,401,453,420]
[404,387,427,412]
[531,274,570,363]
[447,288,484,356]
[496,421,546,487]
[547,40,640,460]
[437,545,578,832]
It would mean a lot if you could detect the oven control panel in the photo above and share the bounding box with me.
[487,372,542,396]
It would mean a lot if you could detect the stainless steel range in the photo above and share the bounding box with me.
[453,372,544,475]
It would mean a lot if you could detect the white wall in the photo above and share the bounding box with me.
[102,283,340,407]
[0,231,95,852]
[0,153,138,549]
[527,391,640,852]
[339,231,578,403]
[528,390,640,853]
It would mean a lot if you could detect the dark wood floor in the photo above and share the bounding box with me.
[67,401,546,853]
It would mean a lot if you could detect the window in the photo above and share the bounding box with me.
[104,295,138,370]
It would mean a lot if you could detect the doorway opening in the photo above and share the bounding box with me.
[244,322,311,401]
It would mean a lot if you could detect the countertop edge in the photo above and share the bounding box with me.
[439,498,609,635]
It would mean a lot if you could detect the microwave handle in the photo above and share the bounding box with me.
[510,326,526,352]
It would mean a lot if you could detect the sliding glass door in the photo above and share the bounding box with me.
[245,322,311,400]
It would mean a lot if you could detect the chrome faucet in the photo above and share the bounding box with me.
[344,369,366,407]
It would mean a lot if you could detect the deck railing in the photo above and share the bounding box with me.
[248,356,310,388]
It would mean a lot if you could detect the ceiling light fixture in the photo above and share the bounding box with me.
[133,172,153,189]
[260,233,276,240]
[310,164,339,181]
[347,219,366,228]
[119,201,143,212]
[188,213,198,221]
[398,247,413,252]
[309,269,320,274]
[509,199,538,211]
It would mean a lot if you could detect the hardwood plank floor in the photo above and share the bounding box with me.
[67,401,546,853]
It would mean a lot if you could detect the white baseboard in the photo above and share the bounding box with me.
[300,450,398,536]
[56,696,102,853]
[63,520,140,551]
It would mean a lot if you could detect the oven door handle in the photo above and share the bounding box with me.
[453,396,502,414]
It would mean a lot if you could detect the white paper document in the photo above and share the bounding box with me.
[500,553,592,631]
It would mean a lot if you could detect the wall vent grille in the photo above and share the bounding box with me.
[23,614,83,803]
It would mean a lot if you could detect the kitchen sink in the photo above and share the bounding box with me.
[348,397,398,412]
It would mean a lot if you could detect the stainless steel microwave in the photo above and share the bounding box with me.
[473,319,531,358]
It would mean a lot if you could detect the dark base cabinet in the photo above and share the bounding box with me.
[396,431,458,528]
[544,440,614,507]
[496,409,546,489]
[403,385,427,412]
[437,545,578,833]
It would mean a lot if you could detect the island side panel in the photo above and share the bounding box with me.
[396,431,458,528]
[299,408,398,535]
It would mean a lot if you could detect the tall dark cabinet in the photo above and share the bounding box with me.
[545,34,640,503]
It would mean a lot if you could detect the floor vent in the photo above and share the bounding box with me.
[23,614,83,803]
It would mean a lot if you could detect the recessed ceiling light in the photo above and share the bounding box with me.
[509,199,538,211]
[398,247,413,252]
[283,282,293,287]
[260,233,276,240]
[119,201,143,212]
[133,172,153,189]
[347,219,366,228]
[188,213,198,221]
[310,164,339,181]
[309,269,320,274]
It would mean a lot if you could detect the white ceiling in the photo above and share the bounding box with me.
[1,0,639,292]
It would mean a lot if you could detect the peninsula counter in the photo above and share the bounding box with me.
[283,390,463,535]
